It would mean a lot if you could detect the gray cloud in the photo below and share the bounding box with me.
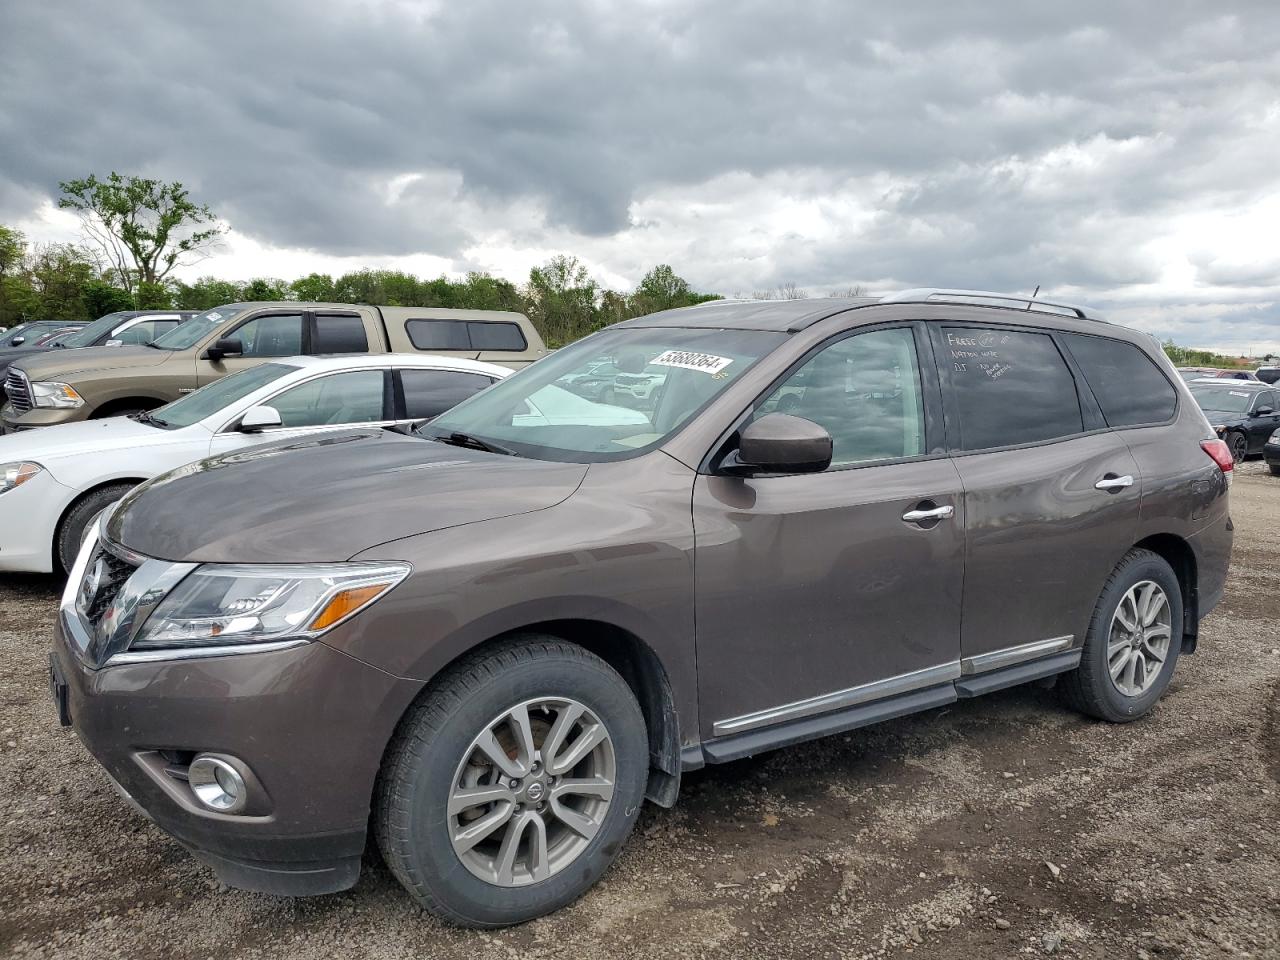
[2,0,1280,345]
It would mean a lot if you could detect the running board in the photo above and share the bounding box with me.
[953,649,1081,697]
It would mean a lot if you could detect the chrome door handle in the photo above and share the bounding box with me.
[1095,475,1134,491]
[902,505,955,523]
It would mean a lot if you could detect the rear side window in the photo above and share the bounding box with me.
[407,320,470,351]
[406,319,527,352]
[313,314,369,354]
[400,369,495,419]
[1063,334,1177,427]
[468,321,527,351]
[942,327,1083,451]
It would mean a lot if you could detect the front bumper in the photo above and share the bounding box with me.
[0,468,76,573]
[52,614,423,896]
[1264,440,1280,467]
[1,403,89,432]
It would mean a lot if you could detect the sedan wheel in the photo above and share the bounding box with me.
[1228,431,1248,463]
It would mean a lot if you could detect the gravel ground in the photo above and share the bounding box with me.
[2,464,1278,959]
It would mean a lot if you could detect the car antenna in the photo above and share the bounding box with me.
[1026,284,1040,310]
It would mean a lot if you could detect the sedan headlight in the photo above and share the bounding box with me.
[129,561,411,651]
[0,461,42,495]
[31,381,85,409]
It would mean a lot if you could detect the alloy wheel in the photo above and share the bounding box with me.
[448,697,616,887]
[1229,432,1248,463]
[1107,580,1173,697]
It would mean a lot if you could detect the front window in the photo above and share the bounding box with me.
[423,327,787,462]
[149,363,300,429]
[1189,384,1255,414]
[150,305,249,351]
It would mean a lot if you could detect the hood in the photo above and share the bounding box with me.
[108,429,589,563]
[0,344,53,367]
[14,345,171,380]
[0,415,192,468]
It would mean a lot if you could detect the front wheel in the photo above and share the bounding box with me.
[1227,430,1249,463]
[1060,549,1182,722]
[375,637,648,927]
[56,483,136,574]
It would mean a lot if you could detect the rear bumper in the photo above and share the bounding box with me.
[52,615,423,895]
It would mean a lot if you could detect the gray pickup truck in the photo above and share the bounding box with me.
[2,303,546,431]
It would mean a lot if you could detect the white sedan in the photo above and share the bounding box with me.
[0,354,513,574]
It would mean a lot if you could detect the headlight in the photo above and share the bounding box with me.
[1213,425,1227,433]
[30,381,85,409]
[129,561,411,651]
[0,461,42,495]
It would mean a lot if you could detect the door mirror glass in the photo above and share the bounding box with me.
[206,337,244,362]
[239,405,283,432]
[734,413,832,473]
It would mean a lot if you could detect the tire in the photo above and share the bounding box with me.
[1269,464,1280,477]
[56,483,136,574]
[375,637,648,927]
[1227,430,1249,463]
[1060,549,1183,722]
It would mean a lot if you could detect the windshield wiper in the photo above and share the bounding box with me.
[131,410,170,428]
[431,431,519,457]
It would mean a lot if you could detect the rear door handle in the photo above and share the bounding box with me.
[902,504,955,523]
[1095,474,1134,492]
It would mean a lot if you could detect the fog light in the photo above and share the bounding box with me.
[188,755,248,814]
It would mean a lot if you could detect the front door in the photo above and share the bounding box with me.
[932,323,1142,670]
[693,325,964,745]
[195,312,306,386]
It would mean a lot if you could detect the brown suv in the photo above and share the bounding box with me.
[50,290,1234,927]
[2,302,545,431]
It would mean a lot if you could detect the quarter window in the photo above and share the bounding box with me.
[407,320,470,351]
[267,370,387,427]
[231,314,304,357]
[468,321,527,351]
[313,314,369,354]
[941,327,1083,451]
[755,327,925,466]
[400,369,495,419]
[1062,334,1177,427]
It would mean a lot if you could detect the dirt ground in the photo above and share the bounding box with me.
[2,465,1278,960]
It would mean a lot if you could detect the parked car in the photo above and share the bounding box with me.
[0,311,193,404]
[1264,429,1280,475]
[1177,367,1259,382]
[0,320,86,350]
[51,289,1232,927]
[1187,379,1280,462]
[0,354,511,575]
[1255,365,1280,385]
[2,303,546,433]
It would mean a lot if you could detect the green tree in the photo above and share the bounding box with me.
[58,172,221,298]
[173,276,243,310]
[82,280,134,317]
[457,272,525,313]
[134,280,173,309]
[290,273,335,302]
[526,255,600,346]
[241,277,291,301]
[0,225,24,283]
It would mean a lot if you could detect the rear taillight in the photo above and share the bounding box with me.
[1201,438,1234,483]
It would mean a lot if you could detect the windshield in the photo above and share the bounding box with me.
[423,327,787,461]
[1190,384,1257,414]
[150,305,246,351]
[61,312,134,348]
[150,362,300,429]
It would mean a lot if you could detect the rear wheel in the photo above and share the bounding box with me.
[1060,549,1182,722]
[375,637,647,927]
[1227,430,1249,463]
[56,483,137,574]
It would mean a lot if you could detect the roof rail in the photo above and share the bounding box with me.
[879,288,1104,321]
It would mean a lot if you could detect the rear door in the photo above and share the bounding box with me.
[1247,389,1280,452]
[692,324,964,745]
[933,323,1141,674]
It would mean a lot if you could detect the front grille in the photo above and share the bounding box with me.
[5,369,32,414]
[75,541,140,631]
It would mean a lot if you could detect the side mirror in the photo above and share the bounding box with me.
[105,339,123,347]
[728,413,833,474]
[238,405,282,432]
[205,337,244,362]
[1255,406,1274,416]
[10,336,24,346]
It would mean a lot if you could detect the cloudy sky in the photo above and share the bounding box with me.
[2,0,1279,350]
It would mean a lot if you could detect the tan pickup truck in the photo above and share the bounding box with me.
[2,302,546,431]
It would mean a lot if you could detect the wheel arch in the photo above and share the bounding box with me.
[53,477,147,558]
[90,396,166,418]
[1132,533,1199,653]
[378,618,684,809]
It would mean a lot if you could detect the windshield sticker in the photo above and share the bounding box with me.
[1230,391,1250,398]
[206,311,223,322]
[650,350,734,375]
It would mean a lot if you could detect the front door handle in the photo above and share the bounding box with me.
[1095,474,1134,492]
[902,504,955,523]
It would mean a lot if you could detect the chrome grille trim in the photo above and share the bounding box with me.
[5,369,32,413]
